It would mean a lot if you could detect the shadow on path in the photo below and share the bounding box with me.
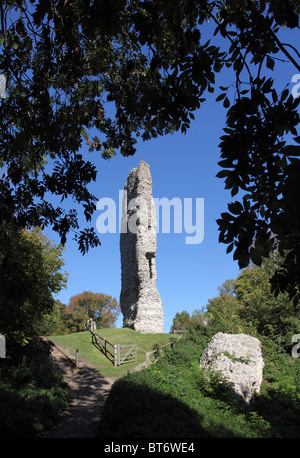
[41,340,118,438]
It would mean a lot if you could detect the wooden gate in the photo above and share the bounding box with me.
[116,343,137,366]
[88,324,137,367]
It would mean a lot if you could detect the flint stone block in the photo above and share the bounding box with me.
[200,332,264,403]
[120,161,164,333]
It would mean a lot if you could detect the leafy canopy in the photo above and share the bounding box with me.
[63,291,120,333]
[0,0,299,298]
[0,226,68,358]
[199,253,300,350]
[170,310,191,332]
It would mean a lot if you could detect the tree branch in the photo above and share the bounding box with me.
[281,42,300,61]
[208,11,254,84]
[270,31,300,73]
[0,2,5,36]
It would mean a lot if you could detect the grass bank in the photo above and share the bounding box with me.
[50,328,177,377]
[97,329,300,438]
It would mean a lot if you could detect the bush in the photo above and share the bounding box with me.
[98,258,300,438]
[98,321,300,438]
[0,339,69,437]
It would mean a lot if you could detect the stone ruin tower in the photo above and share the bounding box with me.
[120,160,164,333]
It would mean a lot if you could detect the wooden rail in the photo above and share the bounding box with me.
[90,326,137,367]
[42,337,79,370]
[146,334,184,363]
[92,331,117,366]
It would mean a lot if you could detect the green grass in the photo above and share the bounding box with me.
[97,334,300,438]
[50,328,176,377]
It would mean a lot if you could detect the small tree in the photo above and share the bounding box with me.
[204,254,300,351]
[44,299,69,336]
[171,310,191,333]
[65,291,120,333]
[0,226,68,360]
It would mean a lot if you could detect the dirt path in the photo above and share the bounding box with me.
[41,339,118,438]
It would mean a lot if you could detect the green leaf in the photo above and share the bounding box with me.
[228,201,243,215]
[266,56,275,70]
[280,88,289,102]
[255,241,269,258]
[282,145,300,156]
[223,97,230,108]
[234,249,250,268]
[250,248,262,266]
[216,93,226,102]
[231,185,239,197]
[271,89,278,103]
[226,242,234,254]
[216,170,230,178]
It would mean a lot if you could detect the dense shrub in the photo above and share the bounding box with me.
[0,340,69,437]
[98,318,300,438]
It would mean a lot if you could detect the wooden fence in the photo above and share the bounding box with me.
[88,323,137,367]
[115,343,137,366]
[92,331,116,366]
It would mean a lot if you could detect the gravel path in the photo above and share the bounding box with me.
[41,339,118,438]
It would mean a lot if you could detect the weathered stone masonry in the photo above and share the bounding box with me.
[120,161,164,333]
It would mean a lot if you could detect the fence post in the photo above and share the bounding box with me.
[114,344,118,367]
[75,349,79,369]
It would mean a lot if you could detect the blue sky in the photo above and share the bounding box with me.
[43,26,299,334]
[46,93,241,333]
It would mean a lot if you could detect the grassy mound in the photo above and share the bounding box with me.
[50,328,177,377]
[97,329,300,438]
